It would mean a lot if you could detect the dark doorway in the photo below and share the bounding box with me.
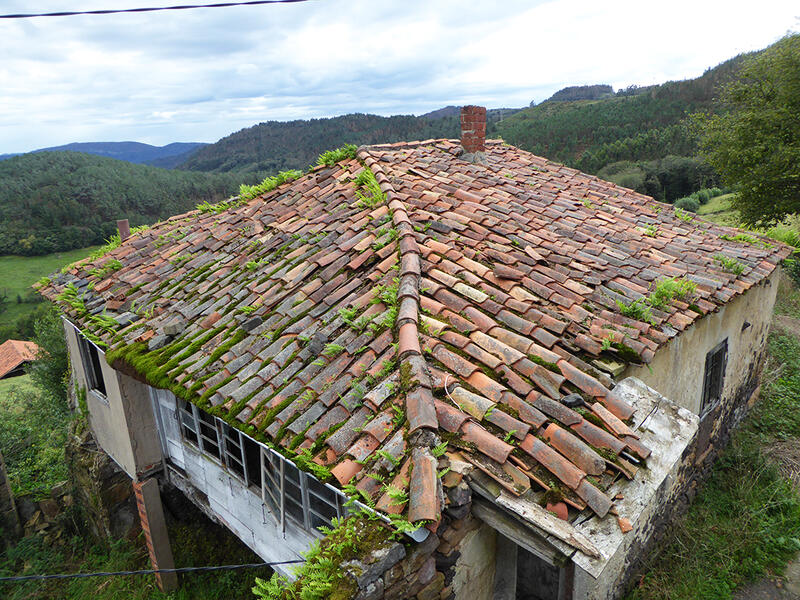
[517,546,560,600]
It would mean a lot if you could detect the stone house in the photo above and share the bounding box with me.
[38,106,789,599]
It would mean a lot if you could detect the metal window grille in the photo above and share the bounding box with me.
[701,338,728,414]
[176,400,347,536]
[197,410,221,459]
[221,422,247,482]
[178,402,200,446]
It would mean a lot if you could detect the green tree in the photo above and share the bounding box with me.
[695,33,800,225]
[26,303,69,407]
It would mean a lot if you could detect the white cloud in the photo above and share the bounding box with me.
[0,0,797,152]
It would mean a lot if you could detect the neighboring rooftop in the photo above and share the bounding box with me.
[38,137,790,541]
[0,339,39,379]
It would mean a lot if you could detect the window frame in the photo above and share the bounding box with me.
[176,399,344,536]
[701,338,728,415]
[75,331,108,400]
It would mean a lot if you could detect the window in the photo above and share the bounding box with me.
[76,333,107,397]
[221,422,246,480]
[179,401,200,446]
[701,338,728,414]
[177,399,344,535]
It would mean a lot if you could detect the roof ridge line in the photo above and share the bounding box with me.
[358,147,443,525]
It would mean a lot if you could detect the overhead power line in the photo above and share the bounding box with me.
[0,0,312,19]
[0,559,304,583]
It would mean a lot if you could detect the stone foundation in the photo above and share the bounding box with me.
[344,483,490,600]
[65,421,140,543]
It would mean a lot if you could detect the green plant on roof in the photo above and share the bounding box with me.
[674,207,694,223]
[601,333,615,352]
[237,169,304,203]
[376,448,401,468]
[615,297,654,324]
[581,198,594,209]
[322,343,345,358]
[372,227,399,251]
[353,167,386,209]
[246,259,264,271]
[714,253,746,275]
[252,515,389,600]
[384,484,409,507]
[647,277,697,311]
[720,232,773,249]
[642,224,659,237]
[317,144,358,167]
[89,259,123,279]
[391,404,405,428]
[431,441,448,457]
[338,305,358,324]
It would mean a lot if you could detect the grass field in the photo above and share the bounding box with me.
[696,193,740,227]
[0,374,36,403]
[0,246,97,327]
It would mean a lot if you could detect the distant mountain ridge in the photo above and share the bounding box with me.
[179,109,520,174]
[0,141,207,168]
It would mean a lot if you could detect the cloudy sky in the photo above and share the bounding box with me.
[1,0,797,153]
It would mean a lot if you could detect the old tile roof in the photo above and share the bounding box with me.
[0,339,39,379]
[38,139,790,534]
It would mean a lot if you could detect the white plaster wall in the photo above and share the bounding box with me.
[623,270,779,415]
[452,521,497,600]
[151,389,316,577]
[65,322,136,476]
[65,322,162,479]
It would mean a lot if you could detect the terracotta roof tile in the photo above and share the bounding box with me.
[0,340,39,379]
[40,137,790,529]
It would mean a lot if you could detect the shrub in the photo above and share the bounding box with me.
[674,197,700,213]
[691,188,711,204]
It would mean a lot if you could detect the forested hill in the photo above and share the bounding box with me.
[1,141,206,168]
[496,53,749,174]
[0,152,252,256]
[179,111,511,174]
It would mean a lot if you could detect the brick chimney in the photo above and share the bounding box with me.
[117,219,130,242]
[460,105,487,164]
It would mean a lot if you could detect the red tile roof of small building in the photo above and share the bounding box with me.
[0,339,39,379]
[38,139,790,531]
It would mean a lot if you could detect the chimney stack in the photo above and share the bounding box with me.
[460,105,487,164]
[117,219,130,242]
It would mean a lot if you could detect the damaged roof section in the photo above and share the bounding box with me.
[38,138,789,545]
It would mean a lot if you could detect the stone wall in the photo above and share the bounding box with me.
[0,449,21,546]
[65,420,140,543]
[344,482,491,600]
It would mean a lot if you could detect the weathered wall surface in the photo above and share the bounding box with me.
[64,321,162,479]
[333,476,489,600]
[624,270,779,416]
[65,416,141,543]
[585,269,780,600]
[450,521,496,600]
[571,379,699,600]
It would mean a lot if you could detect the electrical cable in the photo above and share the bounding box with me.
[0,559,305,583]
[0,0,313,20]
